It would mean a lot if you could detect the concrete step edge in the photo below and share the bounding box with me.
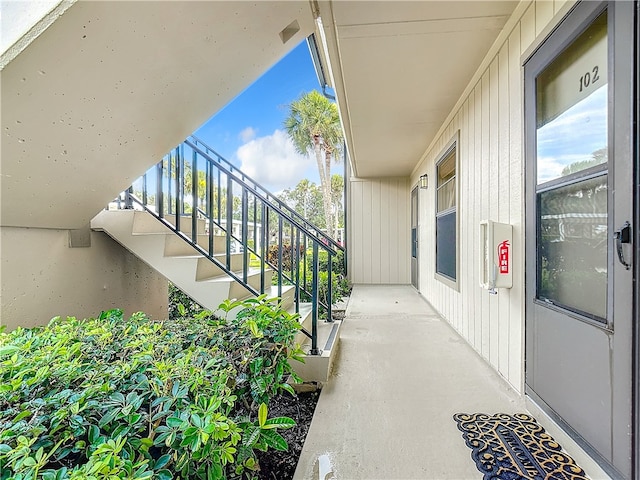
[196,267,273,283]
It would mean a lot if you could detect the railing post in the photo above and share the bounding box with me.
[253,195,258,255]
[303,235,308,292]
[142,172,148,206]
[175,147,181,232]
[277,216,283,299]
[217,169,222,226]
[191,148,198,244]
[207,159,214,256]
[310,242,319,355]
[289,223,295,281]
[295,229,301,314]
[327,251,333,323]
[260,203,267,293]
[167,153,173,215]
[156,160,163,218]
[241,186,249,285]
[124,186,134,209]
[226,174,233,270]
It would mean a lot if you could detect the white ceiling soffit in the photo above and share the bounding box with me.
[317,1,518,178]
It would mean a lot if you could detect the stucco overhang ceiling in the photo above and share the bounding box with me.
[1,1,315,229]
[316,1,518,178]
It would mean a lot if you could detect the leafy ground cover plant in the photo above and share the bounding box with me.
[168,283,212,320]
[0,296,305,480]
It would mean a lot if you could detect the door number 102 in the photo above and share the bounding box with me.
[579,66,600,92]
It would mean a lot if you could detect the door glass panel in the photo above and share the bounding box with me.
[536,11,608,185]
[538,174,608,320]
[535,10,609,323]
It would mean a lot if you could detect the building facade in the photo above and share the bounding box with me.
[337,1,638,477]
[1,0,638,477]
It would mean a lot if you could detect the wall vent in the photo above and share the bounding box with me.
[279,20,300,44]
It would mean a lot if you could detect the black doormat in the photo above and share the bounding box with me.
[453,413,588,480]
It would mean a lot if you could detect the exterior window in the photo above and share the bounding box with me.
[435,140,457,284]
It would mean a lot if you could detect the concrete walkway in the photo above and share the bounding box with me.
[293,285,608,480]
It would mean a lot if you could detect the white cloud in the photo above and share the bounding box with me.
[536,156,567,184]
[236,129,315,191]
[239,127,257,143]
[537,153,589,183]
[536,85,608,184]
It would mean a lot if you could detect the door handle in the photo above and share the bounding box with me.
[613,221,631,270]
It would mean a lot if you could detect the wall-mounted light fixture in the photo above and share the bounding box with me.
[419,174,428,189]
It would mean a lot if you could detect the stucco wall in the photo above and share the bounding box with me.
[0,227,168,331]
[411,0,576,392]
[347,177,410,284]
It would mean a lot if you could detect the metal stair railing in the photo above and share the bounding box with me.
[189,135,345,253]
[115,139,338,355]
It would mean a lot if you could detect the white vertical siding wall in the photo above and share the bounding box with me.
[348,177,410,284]
[412,0,575,392]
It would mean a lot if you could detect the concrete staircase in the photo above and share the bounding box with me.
[91,209,341,383]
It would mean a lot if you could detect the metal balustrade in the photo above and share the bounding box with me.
[189,135,345,254]
[116,138,341,355]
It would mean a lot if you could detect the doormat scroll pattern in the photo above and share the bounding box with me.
[453,413,588,480]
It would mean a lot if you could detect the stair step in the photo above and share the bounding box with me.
[132,211,206,235]
[201,267,271,299]
[264,284,296,311]
[293,303,313,346]
[164,233,229,256]
[195,255,244,280]
[294,302,313,322]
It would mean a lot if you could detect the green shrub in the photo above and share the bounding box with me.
[265,244,350,318]
[168,283,211,321]
[0,297,304,480]
[305,249,346,277]
[266,244,305,273]
[299,249,351,315]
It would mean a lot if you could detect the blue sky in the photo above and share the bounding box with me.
[194,40,335,193]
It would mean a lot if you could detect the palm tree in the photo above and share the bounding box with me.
[330,173,344,232]
[284,90,343,238]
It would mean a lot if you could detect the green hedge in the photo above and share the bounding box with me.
[0,297,304,480]
[300,250,351,314]
[168,283,210,320]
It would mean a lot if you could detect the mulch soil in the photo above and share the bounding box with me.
[255,389,321,480]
